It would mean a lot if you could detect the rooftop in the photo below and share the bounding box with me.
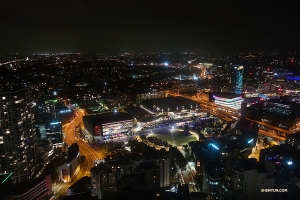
[76,100,100,109]
[135,161,159,173]
[141,97,199,112]
[213,92,242,99]
[66,143,79,163]
[124,106,153,118]
[239,158,269,174]
[68,176,91,192]
[83,112,134,126]
[203,160,224,179]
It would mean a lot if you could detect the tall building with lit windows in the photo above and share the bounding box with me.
[234,65,244,94]
[0,87,38,183]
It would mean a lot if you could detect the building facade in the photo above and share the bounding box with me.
[0,87,38,183]
[58,143,80,183]
[91,163,131,199]
[220,158,274,200]
[157,157,171,188]
[11,175,52,200]
[213,93,243,110]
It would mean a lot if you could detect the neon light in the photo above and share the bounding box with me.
[211,144,219,150]
[1,172,13,184]
[248,139,253,143]
[51,122,60,125]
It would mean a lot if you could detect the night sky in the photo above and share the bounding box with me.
[0,0,299,53]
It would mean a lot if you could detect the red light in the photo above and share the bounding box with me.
[249,72,252,75]
[291,60,294,63]
[267,68,270,71]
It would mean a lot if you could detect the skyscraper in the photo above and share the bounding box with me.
[0,87,37,183]
[234,66,244,94]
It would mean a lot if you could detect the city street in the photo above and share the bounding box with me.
[52,109,104,199]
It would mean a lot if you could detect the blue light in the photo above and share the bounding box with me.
[287,76,300,81]
[211,144,219,150]
[59,109,72,113]
[51,122,60,125]
[248,138,253,143]
[287,161,292,165]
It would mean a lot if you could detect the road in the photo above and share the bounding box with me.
[65,109,104,178]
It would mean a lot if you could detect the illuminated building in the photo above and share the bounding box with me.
[188,119,258,169]
[213,93,243,110]
[220,158,274,200]
[9,175,53,200]
[91,161,133,199]
[0,87,38,183]
[234,66,244,94]
[83,112,134,141]
[58,143,80,183]
[157,156,171,188]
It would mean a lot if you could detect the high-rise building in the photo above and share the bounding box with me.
[91,162,132,199]
[157,157,171,188]
[234,66,244,94]
[220,158,274,200]
[0,87,38,183]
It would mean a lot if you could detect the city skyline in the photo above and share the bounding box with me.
[0,0,299,54]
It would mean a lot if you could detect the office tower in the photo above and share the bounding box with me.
[234,66,244,94]
[0,87,38,183]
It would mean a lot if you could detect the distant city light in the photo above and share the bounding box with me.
[287,161,292,165]
[164,62,169,66]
